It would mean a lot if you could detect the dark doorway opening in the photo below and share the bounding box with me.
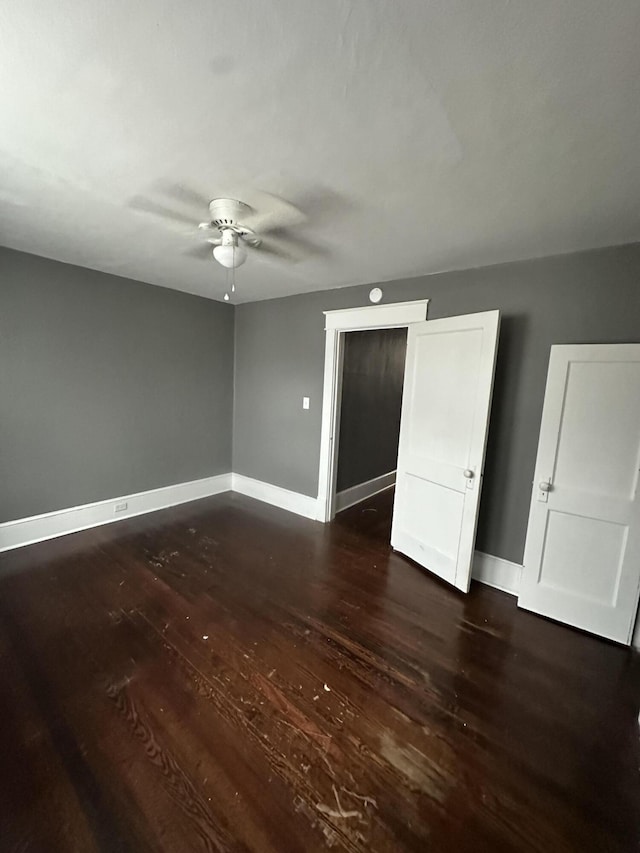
[334,327,407,517]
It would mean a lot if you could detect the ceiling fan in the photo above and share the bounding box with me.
[130,183,344,300]
[194,195,308,269]
[130,186,329,299]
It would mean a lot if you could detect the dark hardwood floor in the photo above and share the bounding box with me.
[0,489,639,852]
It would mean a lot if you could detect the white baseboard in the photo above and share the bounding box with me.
[335,471,396,513]
[231,474,319,520]
[4,471,633,646]
[0,473,232,553]
[472,553,640,648]
[0,471,523,607]
[472,551,522,597]
[231,476,524,600]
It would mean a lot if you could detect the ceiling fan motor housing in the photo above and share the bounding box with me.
[203,198,261,250]
[208,198,251,229]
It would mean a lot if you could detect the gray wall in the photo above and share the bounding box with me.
[233,243,640,565]
[336,328,406,492]
[0,247,234,522]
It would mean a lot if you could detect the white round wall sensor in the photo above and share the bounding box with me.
[369,287,383,304]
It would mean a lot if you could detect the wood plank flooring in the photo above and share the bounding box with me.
[0,489,639,852]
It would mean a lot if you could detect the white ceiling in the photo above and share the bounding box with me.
[1,1,639,303]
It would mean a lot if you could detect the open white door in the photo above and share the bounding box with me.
[519,345,640,644]
[390,310,500,591]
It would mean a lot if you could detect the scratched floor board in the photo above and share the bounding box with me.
[0,489,639,852]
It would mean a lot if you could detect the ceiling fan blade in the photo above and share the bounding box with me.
[252,231,326,263]
[288,187,348,223]
[241,192,307,234]
[155,182,211,212]
[129,196,197,227]
[183,242,217,260]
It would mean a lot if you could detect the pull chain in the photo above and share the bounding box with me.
[224,262,231,301]
[223,242,237,301]
[231,244,236,293]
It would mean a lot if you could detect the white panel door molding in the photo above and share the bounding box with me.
[391,310,500,591]
[519,345,640,644]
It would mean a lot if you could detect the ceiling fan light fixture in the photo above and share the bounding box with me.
[213,243,247,268]
[212,228,247,268]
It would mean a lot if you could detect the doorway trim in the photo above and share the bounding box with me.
[316,300,429,522]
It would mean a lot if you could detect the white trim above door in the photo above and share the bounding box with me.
[316,300,429,522]
[323,299,430,331]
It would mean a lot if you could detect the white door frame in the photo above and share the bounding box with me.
[316,300,429,522]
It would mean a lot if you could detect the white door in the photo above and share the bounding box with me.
[519,345,640,644]
[390,311,500,591]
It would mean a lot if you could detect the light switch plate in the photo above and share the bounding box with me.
[302,397,310,410]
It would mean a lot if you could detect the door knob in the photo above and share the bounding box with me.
[539,481,552,492]
[463,469,474,479]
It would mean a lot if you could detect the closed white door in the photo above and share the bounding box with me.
[519,345,640,644]
[391,311,500,591]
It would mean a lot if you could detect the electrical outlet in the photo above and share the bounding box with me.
[114,502,128,513]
